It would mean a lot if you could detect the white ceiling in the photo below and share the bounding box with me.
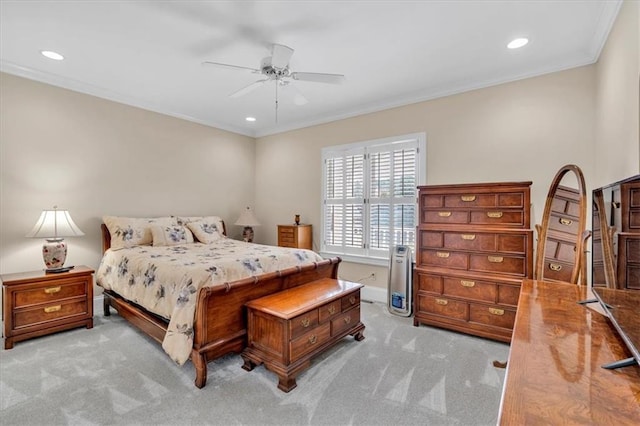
[0,1,621,138]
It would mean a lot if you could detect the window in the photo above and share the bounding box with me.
[321,133,426,264]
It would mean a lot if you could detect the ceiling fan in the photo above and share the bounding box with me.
[202,43,345,122]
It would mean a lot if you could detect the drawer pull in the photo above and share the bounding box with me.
[349,296,356,305]
[489,308,505,316]
[461,234,476,240]
[438,211,452,217]
[328,306,336,315]
[488,256,504,263]
[436,251,450,258]
[559,218,573,226]
[461,280,476,288]
[300,318,311,328]
[308,335,317,345]
[487,211,503,218]
[44,305,62,313]
[435,298,448,306]
[344,316,351,324]
[461,195,476,202]
[44,286,61,294]
[549,263,563,271]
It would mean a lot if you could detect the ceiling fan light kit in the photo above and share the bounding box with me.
[202,43,345,122]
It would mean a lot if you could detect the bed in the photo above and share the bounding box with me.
[96,216,340,388]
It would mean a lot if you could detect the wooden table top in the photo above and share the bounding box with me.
[498,279,640,424]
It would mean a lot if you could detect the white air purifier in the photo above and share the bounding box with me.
[388,245,413,317]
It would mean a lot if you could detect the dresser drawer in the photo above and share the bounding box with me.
[14,298,88,329]
[540,258,574,282]
[290,322,331,362]
[331,306,361,336]
[547,212,580,236]
[469,210,526,227]
[289,309,319,339]
[417,294,467,321]
[544,238,577,263]
[14,281,87,308]
[416,272,521,307]
[421,191,526,209]
[419,249,468,270]
[469,303,516,330]
[469,253,527,277]
[279,228,295,236]
[421,230,528,254]
[442,276,497,303]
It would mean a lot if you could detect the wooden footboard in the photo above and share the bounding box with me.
[102,256,341,388]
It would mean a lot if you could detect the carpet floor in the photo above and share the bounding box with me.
[1,301,509,425]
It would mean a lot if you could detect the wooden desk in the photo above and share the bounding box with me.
[498,279,640,424]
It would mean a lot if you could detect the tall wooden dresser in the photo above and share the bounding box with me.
[413,182,533,343]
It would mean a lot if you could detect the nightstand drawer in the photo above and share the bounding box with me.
[14,298,89,329]
[14,281,87,308]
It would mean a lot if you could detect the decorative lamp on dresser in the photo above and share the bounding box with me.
[413,182,533,342]
[2,266,94,349]
[277,224,312,250]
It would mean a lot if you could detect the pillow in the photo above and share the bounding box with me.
[151,225,194,246]
[186,219,224,244]
[176,216,225,236]
[103,216,176,250]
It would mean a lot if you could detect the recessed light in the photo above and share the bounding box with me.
[41,50,64,60]
[245,117,256,122]
[507,38,529,49]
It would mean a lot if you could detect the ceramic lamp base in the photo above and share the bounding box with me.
[242,226,254,243]
[43,238,67,270]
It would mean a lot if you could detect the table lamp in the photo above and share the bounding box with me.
[235,206,260,242]
[26,206,85,272]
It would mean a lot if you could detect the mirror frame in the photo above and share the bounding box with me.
[534,164,588,284]
[592,188,617,287]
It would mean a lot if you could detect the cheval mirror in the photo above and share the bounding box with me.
[534,164,589,285]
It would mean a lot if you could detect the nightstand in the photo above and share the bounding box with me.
[277,224,312,250]
[2,266,94,349]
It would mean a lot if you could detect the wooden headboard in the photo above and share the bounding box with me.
[101,221,228,254]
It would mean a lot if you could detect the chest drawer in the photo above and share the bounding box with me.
[289,309,319,339]
[14,281,87,308]
[420,230,529,254]
[290,322,331,362]
[331,306,361,336]
[14,298,88,329]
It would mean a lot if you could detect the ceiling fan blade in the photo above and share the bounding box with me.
[291,72,345,84]
[271,44,294,69]
[229,79,268,98]
[202,61,260,73]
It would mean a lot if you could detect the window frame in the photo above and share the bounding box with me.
[320,133,426,265]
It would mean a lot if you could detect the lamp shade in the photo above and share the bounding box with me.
[26,208,85,239]
[234,207,260,227]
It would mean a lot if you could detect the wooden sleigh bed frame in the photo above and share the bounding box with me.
[99,223,341,389]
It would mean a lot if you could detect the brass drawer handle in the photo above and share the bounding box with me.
[461,234,476,240]
[461,195,476,202]
[549,263,563,271]
[435,298,448,306]
[349,296,356,305]
[44,305,62,313]
[308,335,317,344]
[461,280,476,288]
[44,286,61,294]
[489,308,504,316]
[438,211,452,217]
[328,306,336,315]
[487,212,503,218]
[301,318,310,327]
[436,251,450,258]
[559,218,573,226]
[488,256,504,263]
[344,316,351,324]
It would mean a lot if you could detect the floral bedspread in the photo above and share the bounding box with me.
[96,238,324,365]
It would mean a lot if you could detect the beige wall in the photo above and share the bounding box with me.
[0,73,256,275]
[255,66,597,289]
[594,0,640,187]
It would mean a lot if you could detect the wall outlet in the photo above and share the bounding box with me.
[370,272,376,281]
